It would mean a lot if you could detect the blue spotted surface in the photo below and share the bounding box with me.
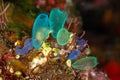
[68,49,81,60]
[78,39,86,45]
[75,37,86,50]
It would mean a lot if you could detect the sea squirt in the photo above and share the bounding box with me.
[32,13,50,50]
[72,56,98,70]
[57,28,72,46]
[49,8,67,38]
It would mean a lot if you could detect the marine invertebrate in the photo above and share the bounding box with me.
[32,13,50,50]
[15,38,33,55]
[57,28,72,45]
[49,8,67,38]
[72,56,98,70]
[68,49,81,60]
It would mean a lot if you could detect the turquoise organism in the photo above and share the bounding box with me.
[32,13,50,50]
[72,56,98,70]
[68,49,81,60]
[57,28,72,45]
[15,38,33,55]
[49,8,67,38]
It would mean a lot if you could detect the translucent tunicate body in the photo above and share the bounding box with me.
[72,56,98,70]
[49,8,67,38]
[57,28,72,45]
[32,13,50,50]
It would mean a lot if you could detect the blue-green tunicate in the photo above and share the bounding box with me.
[57,28,72,45]
[32,13,50,50]
[72,56,98,70]
[49,8,67,38]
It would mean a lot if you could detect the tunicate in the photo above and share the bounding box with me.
[32,13,50,50]
[57,28,72,45]
[49,8,67,38]
[72,56,98,70]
